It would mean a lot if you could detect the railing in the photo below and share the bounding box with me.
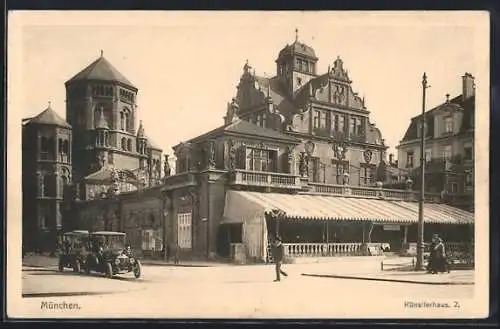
[308,182,442,202]
[229,170,302,190]
[283,242,363,257]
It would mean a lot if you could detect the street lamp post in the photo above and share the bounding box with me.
[416,72,429,271]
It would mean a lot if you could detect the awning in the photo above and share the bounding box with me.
[222,191,474,225]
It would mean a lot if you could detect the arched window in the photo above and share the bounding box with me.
[121,138,126,150]
[127,139,132,152]
[124,112,130,132]
[40,137,49,159]
[43,174,52,197]
[120,112,125,130]
[262,113,267,128]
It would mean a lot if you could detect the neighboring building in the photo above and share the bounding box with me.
[22,104,72,252]
[22,52,163,252]
[396,73,475,211]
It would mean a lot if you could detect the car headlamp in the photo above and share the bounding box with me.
[130,258,135,264]
[115,258,120,265]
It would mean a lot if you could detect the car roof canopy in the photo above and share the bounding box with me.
[91,231,126,236]
[63,230,90,236]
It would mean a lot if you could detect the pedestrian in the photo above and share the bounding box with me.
[426,234,439,274]
[172,242,180,265]
[434,236,450,273]
[272,236,288,282]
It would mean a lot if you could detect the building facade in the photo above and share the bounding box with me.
[22,53,163,252]
[396,73,475,211]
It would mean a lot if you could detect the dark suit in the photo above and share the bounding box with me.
[272,242,287,281]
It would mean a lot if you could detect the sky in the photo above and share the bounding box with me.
[13,11,483,160]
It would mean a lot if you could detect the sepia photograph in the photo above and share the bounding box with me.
[6,11,490,319]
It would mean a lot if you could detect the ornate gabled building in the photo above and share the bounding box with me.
[22,52,163,252]
[225,33,387,187]
[161,33,473,263]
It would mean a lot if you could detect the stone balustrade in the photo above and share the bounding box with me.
[229,170,302,190]
[309,182,442,202]
[283,242,363,257]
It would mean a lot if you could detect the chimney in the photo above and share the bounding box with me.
[462,73,475,101]
[389,153,394,165]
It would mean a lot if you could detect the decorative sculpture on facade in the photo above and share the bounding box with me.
[304,140,315,156]
[332,142,348,160]
[207,140,216,169]
[164,154,171,177]
[298,152,308,177]
[228,142,236,170]
[363,149,373,164]
[286,146,294,174]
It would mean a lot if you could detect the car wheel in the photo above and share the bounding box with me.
[73,260,81,273]
[105,262,113,278]
[133,260,141,279]
[58,259,64,272]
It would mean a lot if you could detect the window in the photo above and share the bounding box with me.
[406,151,414,168]
[465,171,473,186]
[142,229,155,251]
[360,165,374,186]
[40,137,49,160]
[120,112,125,130]
[308,157,320,182]
[313,110,320,129]
[320,112,327,129]
[338,115,345,133]
[121,138,127,150]
[177,213,192,249]
[464,146,473,161]
[425,148,432,163]
[246,148,276,172]
[349,117,356,136]
[261,113,267,128]
[127,139,132,152]
[356,117,364,135]
[442,145,452,161]
[444,116,453,133]
[333,160,349,184]
[449,182,458,194]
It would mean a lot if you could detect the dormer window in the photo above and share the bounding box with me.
[444,116,453,134]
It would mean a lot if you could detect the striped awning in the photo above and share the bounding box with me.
[223,191,474,225]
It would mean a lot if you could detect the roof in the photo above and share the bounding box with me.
[223,191,474,225]
[400,94,475,143]
[66,55,136,88]
[146,135,162,151]
[137,120,145,138]
[278,41,318,60]
[63,230,89,236]
[84,167,140,184]
[27,106,71,129]
[179,118,301,146]
[253,75,296,117]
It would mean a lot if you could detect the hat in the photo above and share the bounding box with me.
[275,236,282,242]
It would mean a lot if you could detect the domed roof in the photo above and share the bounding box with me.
[278,41,317,60]
[65,51,136,89]
[27,103,71,129]
[278,30,317,60]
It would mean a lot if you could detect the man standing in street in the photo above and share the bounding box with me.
[272,236,288,282]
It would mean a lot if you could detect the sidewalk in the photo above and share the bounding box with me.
[301,258,475,285]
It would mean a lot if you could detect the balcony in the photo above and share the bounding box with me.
[308,182,442,202]
[229,169,302,190]
[162,172,197,191]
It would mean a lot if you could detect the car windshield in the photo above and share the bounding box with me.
[93,234,125,250]
[63,234,89,249]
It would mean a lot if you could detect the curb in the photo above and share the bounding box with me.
[301,273,474,285]
[142,262,214,268]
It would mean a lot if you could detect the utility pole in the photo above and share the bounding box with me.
[416,72,429,270]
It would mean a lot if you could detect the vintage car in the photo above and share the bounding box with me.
[84,231,141,279]
[58,230,90,272]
